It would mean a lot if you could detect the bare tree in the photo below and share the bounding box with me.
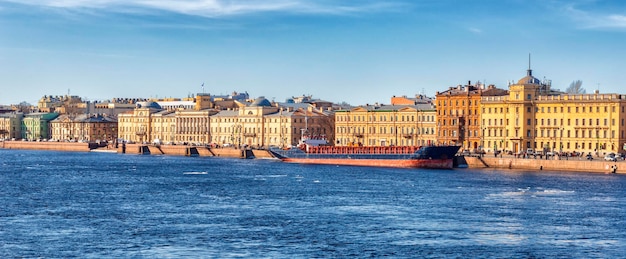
[14,101,32,113]
[566,80,586,94]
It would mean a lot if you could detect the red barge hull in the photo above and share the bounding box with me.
[280,157,454,169]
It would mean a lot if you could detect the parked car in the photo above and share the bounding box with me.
[604,153,617,162]
[473,149,486,155]
[526,148,534,155]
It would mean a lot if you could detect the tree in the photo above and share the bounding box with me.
[566,80,586,94]
[15,101,32,113]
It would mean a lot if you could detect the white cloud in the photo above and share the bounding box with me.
[603,14,626,28]
[0,0,406,17]
[560,2,626,29]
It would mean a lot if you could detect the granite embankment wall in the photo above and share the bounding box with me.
[118,144,274,158]
[0,142,276,159]
[464,156,622,174]
[1,141,91,152]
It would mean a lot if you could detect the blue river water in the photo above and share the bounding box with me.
[1,149,625,258]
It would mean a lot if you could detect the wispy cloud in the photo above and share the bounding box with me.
[559,1,626,29]
[0,0,407,17]
[596,14,626,28]
[468,27,482,34]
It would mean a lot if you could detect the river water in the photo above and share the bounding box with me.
[1,149,625,258]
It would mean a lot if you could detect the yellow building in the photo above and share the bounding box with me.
[117,101,219,145]
[334,103,436,147]
[118,96,334,148]
[534,93,625,155]
[146,110,176,144]
[481,67,626,155]
[210,97,333,148]
[0,112,23,140]
[37,95,83,113]
[174,109,217,144]
[117,102,165,143]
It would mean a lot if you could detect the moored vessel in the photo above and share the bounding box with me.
[269,136,460,169]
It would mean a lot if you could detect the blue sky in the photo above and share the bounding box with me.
[1,0,626,106]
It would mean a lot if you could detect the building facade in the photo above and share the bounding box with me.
[174,108,217,144]
[21,112,59,140]
[436,82,508,150]
[481,68,626,155]
[117,102,167,144]
[210,97,334,148]
[117,96,334,148]
[49,114,118,142]
[0,112,24,140]
[334,103,436,147]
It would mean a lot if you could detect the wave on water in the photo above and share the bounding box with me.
[488,187,575,198]
[183,171,208,175]
[264,174,288,178]
[537,189,575,195]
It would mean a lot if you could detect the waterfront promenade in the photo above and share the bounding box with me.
[463,154,623,174]
[1,141,622,174]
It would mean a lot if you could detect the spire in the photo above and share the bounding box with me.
[527,53,532,76]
